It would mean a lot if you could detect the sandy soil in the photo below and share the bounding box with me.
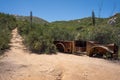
[0,28,120,80]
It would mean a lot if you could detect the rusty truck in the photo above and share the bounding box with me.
[54,40,118,59]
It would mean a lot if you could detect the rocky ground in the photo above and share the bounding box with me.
[0,28,120,80]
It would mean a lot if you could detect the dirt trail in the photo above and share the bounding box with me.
[0,28,120,80]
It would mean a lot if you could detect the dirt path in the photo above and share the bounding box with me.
[0,28,120,80]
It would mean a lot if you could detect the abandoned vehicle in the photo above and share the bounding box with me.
[54,40,118,58]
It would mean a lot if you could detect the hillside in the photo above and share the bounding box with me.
[51,17,109,28]
[109,13,120,27]
[0,12,118,55]
[15,15,48,24]
[49,13,120,43]
[16,13,120,54]
[50,13,120,29]
[15,13,120,28]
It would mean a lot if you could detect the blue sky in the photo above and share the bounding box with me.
[0,0,120,22]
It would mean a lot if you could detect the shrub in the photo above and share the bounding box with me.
[77,26,120,46]
[0,13,16,54]
[50,27,77,41]
[17,22,57,54]
[0,29,11,54]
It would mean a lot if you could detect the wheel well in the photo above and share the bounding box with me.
[56,43,65,52]
[88,46,112,57]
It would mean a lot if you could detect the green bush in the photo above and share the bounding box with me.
[0,29,11,53]
[50,27,77,41]
[17,22,57,54]
[0,13,16,54]
[77,26,120,46]
[25,29,55,53]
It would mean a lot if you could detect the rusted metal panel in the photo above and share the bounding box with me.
[75,47,86,52]
[54,40,86,53]
[86,41,118,58]
[54,41,75,53]
[86,41,99,55]
[75,40,86,52]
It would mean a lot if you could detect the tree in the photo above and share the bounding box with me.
[30,11,32,28]
[92,10,95,26]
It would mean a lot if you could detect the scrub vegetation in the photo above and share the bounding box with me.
[0,13,16,54]
[0,12,120,55]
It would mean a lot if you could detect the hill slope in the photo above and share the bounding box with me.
[15,15,48,24]
[51,13,120,28]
